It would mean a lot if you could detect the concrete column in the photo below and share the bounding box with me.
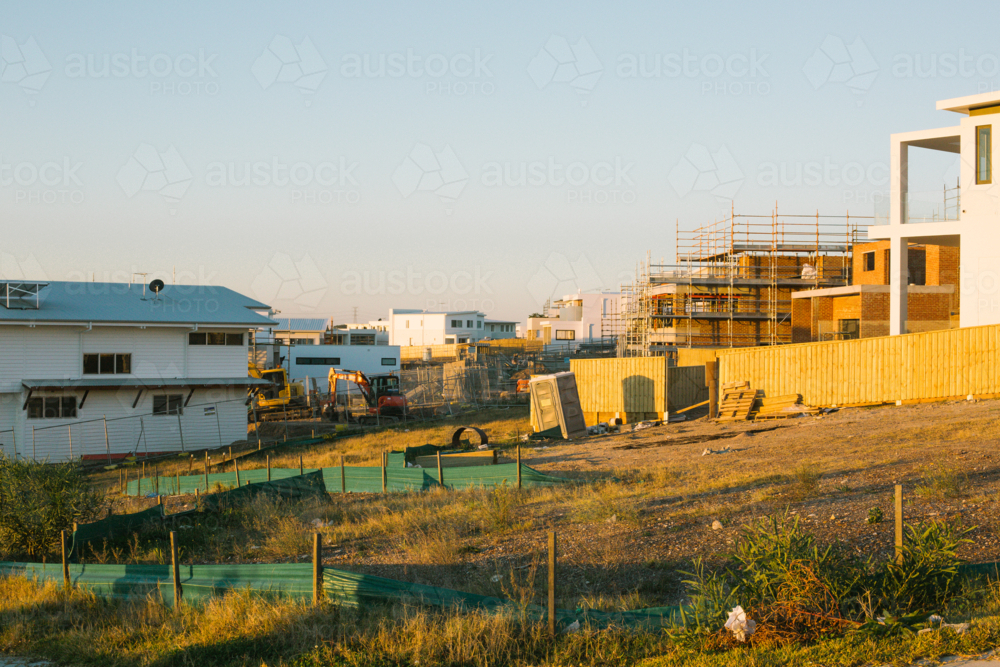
[890,138,908,226]
[889,237,909,335]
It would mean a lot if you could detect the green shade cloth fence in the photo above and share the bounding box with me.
[127,463,568,495]
[0,560,684,629]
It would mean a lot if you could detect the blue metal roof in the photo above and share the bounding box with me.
[0,282,276,327]
[271,317,329,331]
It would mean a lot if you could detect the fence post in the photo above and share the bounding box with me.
[119,468,123,494]
[154,465,159,496]
[706,360,719,420]
[215,405,223,448]
[234,458,241,487]
[516,444,522,490]
[176,472,180,495]
[32,425,36,462]
[103,416,111,464]
[68,424,73,461]
[61,529,70,591]
[312,532,323,606]
[177,413,185,452]
[204,453,210,493]
[437,450,444,488]
[170,531,182,608]
[124,465,129,496]
[381,452,387,493]
[299,455,304,476]
[548,531,557,637]
[189,455,193,474]
[267,454,271,482]
[253,404,261,449]
[894,484,903,563]
[340,454,346,493]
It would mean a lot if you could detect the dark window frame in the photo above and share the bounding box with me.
[556,330,576,340]
[863,251,875,272]
[978,125,992,185]
[27,396,77,419]
[83,353,131,375]
[152,394,184,416]
[381,358,397,366]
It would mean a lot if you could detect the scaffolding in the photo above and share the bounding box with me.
[616,206,871,355]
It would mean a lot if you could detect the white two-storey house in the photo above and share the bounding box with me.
[0,280,275,462]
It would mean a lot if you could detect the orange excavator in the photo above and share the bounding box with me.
[324,368,407,424]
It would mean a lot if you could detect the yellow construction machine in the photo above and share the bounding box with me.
[248,362,310,420]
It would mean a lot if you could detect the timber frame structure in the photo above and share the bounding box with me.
[615,206,871,355]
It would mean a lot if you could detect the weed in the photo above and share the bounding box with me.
[868,507,884,524]
[915,467,968,500]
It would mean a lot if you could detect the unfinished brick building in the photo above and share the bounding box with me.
[615,209,865,353]
[791,240,960,342]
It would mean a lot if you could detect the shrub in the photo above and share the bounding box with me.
[0,455,102,558]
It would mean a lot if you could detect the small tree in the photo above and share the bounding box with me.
[0,455,103,558]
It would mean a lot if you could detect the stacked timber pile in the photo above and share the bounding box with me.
[716,381,759,422]
[753,393,820,420]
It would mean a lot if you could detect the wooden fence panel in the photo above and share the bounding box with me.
[717,324,1000,406]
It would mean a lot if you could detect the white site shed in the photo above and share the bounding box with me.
[0,281,275,462]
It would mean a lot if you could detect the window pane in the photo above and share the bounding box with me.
[189,332,206,345]
[978,126,992,183]
[208,332,226,345]
[381,358,397,366]
[61,397,77,418]
[152,396,167,415]
[27,398,43,419]
[116,354,131,374]
[168,395,183,415]
[83,354,99,374]
[99,354,115,374]
[225,333,244,346]
[44,397,60,418]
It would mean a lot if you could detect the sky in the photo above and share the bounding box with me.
[0,0,995,324]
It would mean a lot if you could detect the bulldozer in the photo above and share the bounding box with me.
[248,362,310,420]
[324,368,407,425]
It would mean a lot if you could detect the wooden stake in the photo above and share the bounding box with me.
[175,472,180,495]
[340,455,346,494]
[119,468,123,494]
[516,444,522,489]
[706,360,719,420]
[312,532,323,606]
[267,454,271,482]
[188,455,193,474]
[548,531,557,637]
[170,531,182,608]
[204,454,210,493]
[234,458,241,487]
[894,484,903,563]
[61,529,70,591]
[437,450,444,488]
[381,452,387,493]
[299,455,304,476]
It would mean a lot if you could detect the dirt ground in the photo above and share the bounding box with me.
[336,399,1000,604]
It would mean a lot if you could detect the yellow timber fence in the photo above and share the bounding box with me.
[717,323,1000,407]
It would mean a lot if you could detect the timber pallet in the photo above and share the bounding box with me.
[716,385,759,422]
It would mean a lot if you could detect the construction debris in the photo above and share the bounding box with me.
[716,381,759,422]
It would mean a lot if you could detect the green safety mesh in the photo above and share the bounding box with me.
[198,470,327,512]
[128,462,568,495]
[69,505,167,561]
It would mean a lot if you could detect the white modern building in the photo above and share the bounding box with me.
[0,281,276,462]
[330,321,390,346]
[266,317,330,345]
[386,309,517,346]
[286,344,401,384]
[870,91,1000,333]
[526,291,620,344]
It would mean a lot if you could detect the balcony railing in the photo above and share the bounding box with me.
[873,184,961,225]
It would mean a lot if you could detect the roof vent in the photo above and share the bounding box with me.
[0,282,48,310]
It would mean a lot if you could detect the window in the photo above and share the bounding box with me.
[27,396,77,419]
[83,353,131,374]
[978,125,992,184]
[350,334,376,345]
[458,337,468,343]
[451,319,462,328]
[297,357,341,365]
[489,324,495,332]
[381,358,397,366]
[863,251,875,272]
[466,320,473,328]
[556,330,576,340]
[405,320,409,328]
[477,321,482,328]
[152,394,183,416]
[189,332,244,345]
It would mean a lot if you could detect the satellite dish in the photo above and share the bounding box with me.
[149,279,165,299]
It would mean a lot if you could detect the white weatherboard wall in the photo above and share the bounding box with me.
[0,325,252,461]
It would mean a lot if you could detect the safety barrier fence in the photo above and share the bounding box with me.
[127,460,568,496]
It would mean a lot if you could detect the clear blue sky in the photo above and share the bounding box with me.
[1,1,995,323]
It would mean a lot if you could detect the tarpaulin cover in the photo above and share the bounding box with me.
[128,463,569,495]
[198,470,327,512]
[69,505,167,561]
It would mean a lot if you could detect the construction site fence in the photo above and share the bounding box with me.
[717,322,1000,407]
[127,459,565,496]
[1,397,251,464]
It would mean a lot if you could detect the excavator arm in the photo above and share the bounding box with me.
[328,368,375,407]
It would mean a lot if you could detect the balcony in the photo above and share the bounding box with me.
[874,185,961,225]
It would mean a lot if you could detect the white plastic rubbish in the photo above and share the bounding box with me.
[724,606,757,642]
